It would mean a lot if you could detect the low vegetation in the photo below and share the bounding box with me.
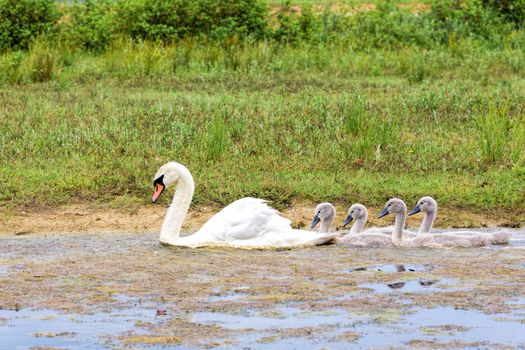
[0,0,524,213]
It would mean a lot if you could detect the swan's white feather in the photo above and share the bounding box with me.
[177,197,336,248]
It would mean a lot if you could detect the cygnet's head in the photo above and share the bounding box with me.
[152,162,192,202]
[311,202,336,229]
[378,198,407,219]
[409,196,437,216]
[343,203,368,227]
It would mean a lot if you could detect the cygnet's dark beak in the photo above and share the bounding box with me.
[310,214,321,229]
[343,214,353,227]
[378,207,389,219]
[409,205,421,216]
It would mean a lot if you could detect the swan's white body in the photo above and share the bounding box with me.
[154,162,336,248]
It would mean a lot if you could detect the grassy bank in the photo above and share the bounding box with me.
[0,0,524,213]
[1,39,524,212]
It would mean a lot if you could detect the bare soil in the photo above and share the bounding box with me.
[1,201,522,236]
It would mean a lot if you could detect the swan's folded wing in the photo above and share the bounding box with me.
[263,229,338,247]
[196,197,292,241]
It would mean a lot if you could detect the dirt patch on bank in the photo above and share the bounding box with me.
[270,2,430,17]
[1,200,522,236]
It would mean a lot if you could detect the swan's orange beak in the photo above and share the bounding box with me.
[152,183,165,203]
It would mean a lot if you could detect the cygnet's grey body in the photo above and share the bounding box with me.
[408,196,510,245]
[380,198,504,248]
[335,204,394,247]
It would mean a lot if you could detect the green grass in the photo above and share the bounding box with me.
[0,39,524,212]
[266,0,430,5]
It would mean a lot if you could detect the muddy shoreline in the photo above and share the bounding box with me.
[1,202,523,236]
[1,232,524,348]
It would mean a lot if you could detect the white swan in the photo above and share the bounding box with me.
[408,196,510,245]
[334,204,394,246]
[151,162,337,248]
[378,198,503,248]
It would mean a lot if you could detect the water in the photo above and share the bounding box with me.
[192,305,525,348]
[509,230,525,247]
[0,306,160,350]
[360,278,458,293]
[342,263,430,273]
[1,230,524,349]
[2,303,524,350]
[356,307,525,347]
[506,297,525,305]
[206,286,250,302]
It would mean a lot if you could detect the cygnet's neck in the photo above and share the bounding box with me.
[419,209,436,234]
[350,214,367,234]
[393,211,406,243]
[319,217,334,233]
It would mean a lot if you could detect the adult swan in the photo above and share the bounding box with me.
[151,162,337,248]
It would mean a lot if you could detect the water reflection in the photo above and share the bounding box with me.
[363,279,453,293]
[344,264,430,273]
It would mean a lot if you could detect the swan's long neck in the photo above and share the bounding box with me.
[350,214,367,234]
[393,211,406,243]
[418,209,436,234]
[159,175,195,244]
